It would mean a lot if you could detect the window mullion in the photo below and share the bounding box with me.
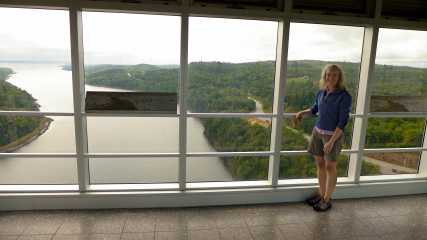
[179,0,190,191]
[69,0,89,191]
[268,1,292,187]
[348,0,382,182]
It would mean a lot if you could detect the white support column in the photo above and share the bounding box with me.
[179,0,190,191]
[418,99,427,174]
[347,0,382,182]
[69,0,89,191]
[268,0,292,187]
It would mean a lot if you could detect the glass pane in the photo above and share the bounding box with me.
[364,117,423,176]
[188,17,277,113]
[89,158,178,184]
[365,118,425,149]
[187,157,235,182]
[285,23,364,114]
[82,12,180,112]
[361,152,419,176]
[188,117,271,152]
[371,28,427,113]
[1,116,76,153]
[282,23,362,153]
[0,158,77,184]
[279,154,349,179]
[187,155,269,182]
[0,8,72,112]
[87,117,178,153]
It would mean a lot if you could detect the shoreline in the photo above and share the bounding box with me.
[0,117,53,153]
[204,130,239,180]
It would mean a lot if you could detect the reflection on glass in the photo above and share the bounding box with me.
[0,158,77,184]
[371,28,427,113]
[87,117,179,153]
[89,158,178,184]
[361,152,419,176]
[279,154,349,179]
[188,17,277,113]
[82,12,180,111]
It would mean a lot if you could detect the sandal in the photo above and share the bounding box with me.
[307,195,322,206]
[313,198,332,211]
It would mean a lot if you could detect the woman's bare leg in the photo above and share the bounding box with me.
[315,156,327,198]
[324,161,337,202]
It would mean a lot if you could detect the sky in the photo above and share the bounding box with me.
[0,7,426,68]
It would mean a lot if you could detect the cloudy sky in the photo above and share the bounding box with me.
[0,7,426,68]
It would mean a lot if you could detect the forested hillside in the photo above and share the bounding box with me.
[0,68,44,148]
[79,60,426,179]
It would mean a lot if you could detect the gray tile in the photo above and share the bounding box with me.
[333,219,377,238]
[187,229,220,240]
[273,211,304,225]
[0,216,30,235]
[359,217,400,235]
[56,214,95,235]
[85,233,121,240]
[154,231,187,240]
[0,236,18,240]
[277,222,313,239]
[380,232,423,240]
[121,232,155,240]
[52,235,88,240]
[89,210,127,234]
[214,206,247,229]
[384,214,427,232]
[218,227,253,240]
[186,212,217,230]
[21,216,64,235]
[17,235,54,240]
[304,220,345,239]
[91,217,126,234]
[349,236,383,240]
[215,211,247,229]
[242,207,277,227]
[249,225,285,240]
[0,235,19,240]
[123,213,156,232]
[155,212,187,232]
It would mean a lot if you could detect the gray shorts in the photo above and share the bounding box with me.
[307,127,343,162]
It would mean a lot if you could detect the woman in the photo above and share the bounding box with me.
[294,64,352,211]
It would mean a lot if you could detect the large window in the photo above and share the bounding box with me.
[0,8,76,184]
[82,12,181,184]
[280,23,364,179]
[0,1,426,206]
[187,17,277,182]
[363,28,427,176]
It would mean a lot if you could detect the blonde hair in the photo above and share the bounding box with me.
[319,64,346,90]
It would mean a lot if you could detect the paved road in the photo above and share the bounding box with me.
[248,97,418,175]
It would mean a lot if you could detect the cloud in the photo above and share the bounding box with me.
[288,23,365,63]
[375,28,427,68]
[0,7,425,68]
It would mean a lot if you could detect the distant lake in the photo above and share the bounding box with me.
[0,63,233,184]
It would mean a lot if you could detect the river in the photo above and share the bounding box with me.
[0,63,233,184]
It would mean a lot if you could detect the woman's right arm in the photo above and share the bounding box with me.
[294,109,312,126]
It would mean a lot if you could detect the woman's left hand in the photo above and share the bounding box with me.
[323,141,334,154]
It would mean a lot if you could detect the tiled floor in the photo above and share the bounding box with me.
[1,194,427,240]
